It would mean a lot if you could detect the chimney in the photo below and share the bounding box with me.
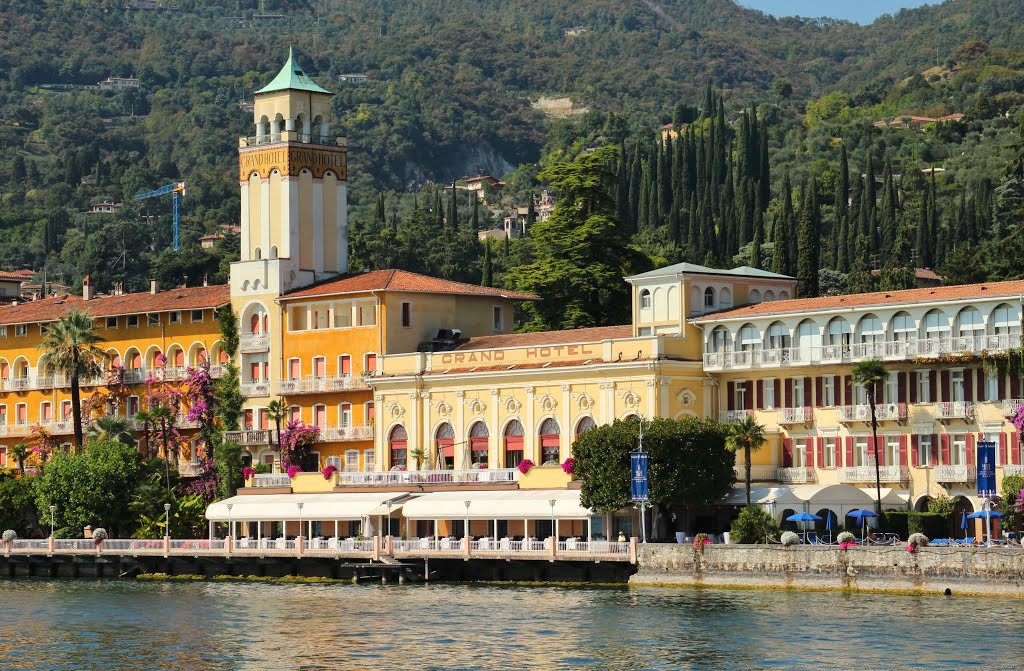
[82,275,94,301]
[202,274,209,287]
[150,280,160,294]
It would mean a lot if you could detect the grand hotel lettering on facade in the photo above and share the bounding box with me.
[1,51,1021,532]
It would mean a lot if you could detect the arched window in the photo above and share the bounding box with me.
[504,420,524,468]
[254,247,262,260]
[703,287,716,308]
[575,416,597,438]
[956,307,984,338]
[749,289,762,303]
[825,317,851,347]
[737,324,760,352]
[469,421,489,465]
[435,422,455,469]
[720,287,733,308]
[765,322,790,350]
[856,314,883,344]
[921,309,950,339]
[709,326,729,353]
[639,289,651,310]
[389,425,408,469]
[794,320,818,361]
[992,304,1020,339]
[539,418,561,464]
[764,289,776,301]
[890,312,915,342]
[249,314,261,334]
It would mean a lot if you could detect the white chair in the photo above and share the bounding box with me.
[499,537,511,550]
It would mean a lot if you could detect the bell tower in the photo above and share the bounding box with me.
[232,47,349,299]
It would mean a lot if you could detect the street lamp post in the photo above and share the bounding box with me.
[549,499,556,542]
[297,501,304,540]
[164,503,171,538]
[227,502,234,540]
[464,500,471,542]
[49,505,56,539]
[386,502,393,539]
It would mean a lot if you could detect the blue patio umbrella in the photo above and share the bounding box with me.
[960,510,969,539]
[967,510,1004,519]
[825,512,834,531]
[786,513,822,522]
[847,509,879,539]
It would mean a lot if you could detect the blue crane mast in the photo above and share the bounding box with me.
[134,182,186,251]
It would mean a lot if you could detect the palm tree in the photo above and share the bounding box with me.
[88,415,134,445]
[852,359,888,515]
[726,416,768,507]
[267,399,287,448]
[148,404,176,495]
[38,309,106,450]
[9,442,29,472]
[410,447,426,471]
[133,409,156,458]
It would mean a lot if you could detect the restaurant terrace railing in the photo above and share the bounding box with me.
[224,429,279,446]
[336,468,519,487]
[838,465,910,484]
[251,473,291,488]
[703,334,1023,371]
[934,465,977,483]
[277,376,371,395]
[777,467,816,484]
[838,403,907,423]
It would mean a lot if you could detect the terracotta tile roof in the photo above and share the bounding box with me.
[0,285,230,325]
[0,272,27,281]
[281,269,538,301]
[695,280,1024,322]
[455,325,633,351]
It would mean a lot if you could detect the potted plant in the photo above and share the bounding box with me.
[517,459,535,475]
[242,466,256,481]
[907,533,928,553]
[780,531,800,546]
[561,457,576,475]
[287,464,302,479]
[92,528,108,547]
[2,529,16,552]
[837,531,856,550]
[322,464,338,480]
[692,532,712,550]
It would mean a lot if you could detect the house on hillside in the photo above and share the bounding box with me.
[873,113,963,131]
[338,74,369,84]
[97,77,141,90]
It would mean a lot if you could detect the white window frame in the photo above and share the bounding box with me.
[127,315,139,328]
[325,456,343,470]
[169,311,181,324]
[763,379,776,410]
[191,309,204,323]
[793,441,805,467]
[734,383,747,411]
[822,377,835,407]
[916,371,931,404]
[639,290,651,309]
[312,404,327,428]
[344,449,360,472]
[823,437,836,469]
[854,437,869,467]
[793,378,805,408]
[286,358,301,380]
[952,434,967,466]
[492,306,504,332]
[339,403,352,428]
[885,436,899,465]
[884,372,898,404]
[15,324,27,337]
[986,370,999,402]
[364,449,375,472]
[918,435,932,467]
[951,370,965,403]
[147,313,160,327]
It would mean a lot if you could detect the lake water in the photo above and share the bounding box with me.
[0,580,1015,670]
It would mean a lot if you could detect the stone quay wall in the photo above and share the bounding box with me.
[633,543,1024,597]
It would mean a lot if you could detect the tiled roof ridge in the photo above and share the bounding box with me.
[454,324,633,351]
[0,284,230,325]
[282,268,538,300]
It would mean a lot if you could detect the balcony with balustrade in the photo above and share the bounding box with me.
[720,410,755,425]
[178,460,205,478]
[777,467,816,484]
[934,464,977,483]
[1002,399,1024,418]
[223,429,279,446]
[276,375,370,395]
[838,465,910,483]
[0,423,33,437]
[335,468,519,487]
[778,407,812,425]
[732,465,778,482]
[240,333,270,353]
[935,401,975,422]
[320,425,373,442]
[838,403,907,424]
[251,473,290,488]
[241,380,271,397]
[702,334,1022,372]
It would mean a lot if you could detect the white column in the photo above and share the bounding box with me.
[561,385,572,462]
[313,179,324,273]
[337,182,348,273]
[239,181,250,261]
[420,393,431,471]
[660,379,671,418]
[455,391,465,467]
[600,383,615,424]
[647,380,656,418]
[260,179,271,259]
[525,388,536,463]
[285,117,295,132]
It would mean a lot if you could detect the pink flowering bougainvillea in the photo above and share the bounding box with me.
[279,421,321,470]
[242,466,256,480]
[561,457,576,475]
[517,459,535,475]
[322,464,338,480]
[287,464,302,479]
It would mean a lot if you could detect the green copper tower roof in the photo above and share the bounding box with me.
[255,47,332,95]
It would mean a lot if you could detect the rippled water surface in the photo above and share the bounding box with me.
[0,580,1016,670]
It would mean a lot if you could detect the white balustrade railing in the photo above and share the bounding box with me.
[0,423,32,437]
[101,539,165,552]
[838,465,910,483]
[178,460,205,477]
[251,473,291,488]
[209,365,225,378]
[732,465,778,482]
[335,468,518,486]
[702,334,1024,371]
[122,368,148,384]
[779,407,812,424]
[240,380,271,397]
[10,539,50,551]
[936,401,975,421]
[934,464,977,482]
[240,333,270,352]
[777,467,816,484]
[1003,399,1024,418]
[1003,464,1024,476]
[54,539,96,551]
[719,410,755,424]
[838,403,907,422]
[320,425,374,442]
[224,429,278,445]
[277,376,371,395]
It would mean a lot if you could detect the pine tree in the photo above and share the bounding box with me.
[471,195,480,231]
[797,178,820,297]
[481,240,493,287]
[750,210,763,269]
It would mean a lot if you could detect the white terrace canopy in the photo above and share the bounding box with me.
[206,492,414,522]
[722,484,908,521]
[400,489,593,521]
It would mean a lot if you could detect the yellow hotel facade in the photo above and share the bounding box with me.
[3,51,1023,539]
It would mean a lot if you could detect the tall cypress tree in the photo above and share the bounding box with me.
[797,178,821,297]
[834,143,850,271]
[481,241,493,287]
[750,209,764,269]
[471,195,480,231]
[772,174,794,276]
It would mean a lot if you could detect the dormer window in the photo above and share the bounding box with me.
[639,290,651,310]
[703,287,715,308]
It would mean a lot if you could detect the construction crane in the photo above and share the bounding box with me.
[134,182,186,251]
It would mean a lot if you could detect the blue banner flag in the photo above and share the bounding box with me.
[630,452,649,503]
[977,441,996,498]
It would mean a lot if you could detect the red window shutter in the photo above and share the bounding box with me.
[940,434,951,464]
[727,382,735,411]
[976,369,986,402]
[964,371,974,402]
[250,362,260,380]
[774,379,782,406]
[909,372,918,404]
[966,434,975,465]
[845,436,854,468]
[874,435,885,466]
[910,435,919,467]
[928,371,937,401]
[874,382,883,404]
[815,377,823,408]
[782,438,793,467]
[804,438,814,466]
[998,372,1006,401]
[834,438,842,468]
[816,437,824,468]
[785,379,793,408]
[744,381,754,408]
[932,434,941,465]
[1013,433,1021,465]
[941,371,951,403]
[1012,373,1021,399]
[899,434,908,467]
[999,432,1008,465]
[898,373,907,404]
[844,376,852,406]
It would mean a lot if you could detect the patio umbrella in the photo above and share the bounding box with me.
[786,512,822,541]
[960,510,969,539]
[967,510,1004,519]
[825,512,834,537]
[847,509,879,540]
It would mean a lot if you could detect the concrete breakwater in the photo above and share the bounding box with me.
[632,544,1024,597]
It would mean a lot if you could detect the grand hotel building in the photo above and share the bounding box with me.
[1,52,1021,536]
